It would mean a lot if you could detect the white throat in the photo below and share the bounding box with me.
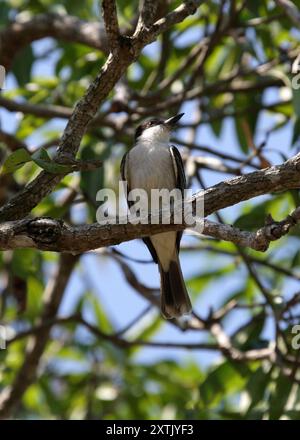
[137,124,170,145]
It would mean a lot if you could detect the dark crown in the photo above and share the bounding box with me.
[134,118,164,141]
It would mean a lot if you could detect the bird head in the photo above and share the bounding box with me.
[134,113,184,143]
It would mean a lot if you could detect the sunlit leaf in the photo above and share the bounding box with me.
[0,148,31,174]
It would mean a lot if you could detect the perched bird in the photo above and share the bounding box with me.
[120,113,192,319]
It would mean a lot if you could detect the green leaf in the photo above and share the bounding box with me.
[199,361,247,407]
[79,142,110,219]
[288,224,300,238]
[186,265,234,295]
[291,117,300,147]
[0,2,9,28]
[246,0,262,16]
[11,249,42,280]
[0,145,70,176]
[0,148,31,174]
[289,189,300,208]
[12,45,34,86]
[245,367,272,414]
[234,194,294,231]
[284,410,300,420]
[130,314,162,343]
[268,374,294,419]
[25,276,45,319]
[210,118,223,138]
[292,86,300,118]
[86,292,114,333]
[32,148,71,173]
[291,249,300,268]
[233,312,266,350]
[237,209,266,230]
[233,93,261,153]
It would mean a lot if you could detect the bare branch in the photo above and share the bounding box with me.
[172,137,259,169]
[209,321,273,362]
[0,96,120,132]
[101,0,120,53]
[111,251,160,307]
[201,153,300,215]
[135,0,159,34]
[183,153,242,175]
[203,207,300,251]
[0,96,73,120]
[0,155,300,253]
[7,313,273,361]
[183,244,300,281]
[141,0,159,27]
[133,0,201,42]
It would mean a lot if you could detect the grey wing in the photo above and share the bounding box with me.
[120,151,133,208]
[170,145,187,253]
[120,151,128,190]
[120,151,158,263]
[170,145,186,193]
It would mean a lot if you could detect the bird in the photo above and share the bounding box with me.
[120,113,192,319]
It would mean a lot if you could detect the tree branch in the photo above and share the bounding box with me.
[133,1,201,43]
[135,0,159,34]
[201,153,300,215]
[0,96,119,132]
[0,95,73,120]
[0,155,299,253]
[101,0,120,53]
[202,208,300,251]
[6,313,273,361]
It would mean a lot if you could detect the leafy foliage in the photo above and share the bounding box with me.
[0,0,300,420]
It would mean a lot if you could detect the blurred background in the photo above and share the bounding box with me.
[1,0,300,419]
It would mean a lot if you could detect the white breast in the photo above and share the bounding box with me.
[128,142,176,194]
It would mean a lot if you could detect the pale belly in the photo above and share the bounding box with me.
[128,143,176,193]
[127,143,179,270]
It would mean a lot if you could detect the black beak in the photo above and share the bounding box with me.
[164,113,184,127]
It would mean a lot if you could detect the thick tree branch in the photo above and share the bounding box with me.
[0,154,299,253]
[203,208,300,251]
[134,1,201,42]
[140,0,159,27]
[131,0,202,67]
[135,0,159,34]
[101,0,120,53]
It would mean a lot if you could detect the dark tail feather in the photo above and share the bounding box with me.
[159,257,192,319]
